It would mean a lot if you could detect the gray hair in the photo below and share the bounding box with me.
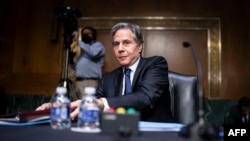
[110,22,144,45]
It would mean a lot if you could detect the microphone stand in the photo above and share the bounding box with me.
[179,42,220,140]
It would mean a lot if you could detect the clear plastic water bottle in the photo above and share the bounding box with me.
[77,87,100,130]
[50,86,71,129]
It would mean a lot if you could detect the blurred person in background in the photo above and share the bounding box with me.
[69,26,105,98]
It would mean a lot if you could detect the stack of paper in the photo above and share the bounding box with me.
[139,121,185,132]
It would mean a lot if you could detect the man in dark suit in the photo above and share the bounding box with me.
[37,22,173,122]
[95,56,172,122]
[72,22,173,122]
[224,96,250,125]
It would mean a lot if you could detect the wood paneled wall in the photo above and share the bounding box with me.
[0,0,250,99]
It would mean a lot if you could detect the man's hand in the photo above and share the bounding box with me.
[36,100,82,120]
[70,99,81,120]
[35,102,51,111]
[97,98,104,111]
[36,98,104,121]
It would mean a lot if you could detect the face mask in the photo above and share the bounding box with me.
[82,34,92,43]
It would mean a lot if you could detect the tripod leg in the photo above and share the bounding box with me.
[67,80,79,101]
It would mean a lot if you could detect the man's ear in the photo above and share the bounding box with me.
[137,43,143,53]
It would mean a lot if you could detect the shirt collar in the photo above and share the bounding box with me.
[124,57,140,73]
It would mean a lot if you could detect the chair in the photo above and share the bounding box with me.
[168,71,198,125]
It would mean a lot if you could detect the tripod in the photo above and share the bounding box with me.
[50,7,82,102]
[50,32,79,102]
[58,33,79,101]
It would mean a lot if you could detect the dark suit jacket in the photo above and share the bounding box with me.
[224,104,250,125]
[96,56,173,122]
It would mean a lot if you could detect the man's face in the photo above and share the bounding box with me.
[112,29,142,68]
[82,29,93,39]
[82,28,93,43]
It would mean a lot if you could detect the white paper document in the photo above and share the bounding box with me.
[139,121,185,132]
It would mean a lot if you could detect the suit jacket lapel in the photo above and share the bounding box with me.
[116,67,124,96]
[132,57,144,90]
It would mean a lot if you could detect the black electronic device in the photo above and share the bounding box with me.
[54,6,82,35]
[101,109,140,137]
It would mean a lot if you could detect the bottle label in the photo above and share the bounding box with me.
[78,108,99,122]
[51,106,70,120]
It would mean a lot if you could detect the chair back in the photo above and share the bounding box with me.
[168,71,198,124]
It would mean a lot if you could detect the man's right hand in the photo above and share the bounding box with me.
[35,99,82,120]
[35,102,51,111]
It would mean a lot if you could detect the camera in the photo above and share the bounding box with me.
[54,7,82,34]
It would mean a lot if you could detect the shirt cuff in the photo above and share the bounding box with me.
[101,98,110,112]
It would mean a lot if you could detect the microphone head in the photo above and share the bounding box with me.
[183,41,191,48]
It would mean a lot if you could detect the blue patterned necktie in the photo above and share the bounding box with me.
[124,68,132,94]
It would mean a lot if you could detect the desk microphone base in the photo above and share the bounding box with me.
[179,119,221,140]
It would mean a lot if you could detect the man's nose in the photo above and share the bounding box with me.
[117,44,125,50]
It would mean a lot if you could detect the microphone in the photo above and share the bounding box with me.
[182,41,204,120]
[179,41,221,140]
